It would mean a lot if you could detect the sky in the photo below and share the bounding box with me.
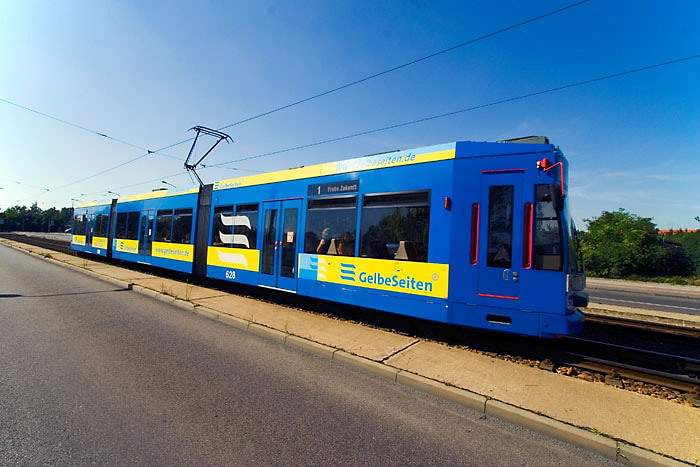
[1,0,699,229]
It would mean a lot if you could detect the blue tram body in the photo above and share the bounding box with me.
[109,189,199,273]
[70,201,113,257]
[72,137,587,338]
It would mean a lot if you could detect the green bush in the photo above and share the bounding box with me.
[663,229,700,275]
[580,208,695,278]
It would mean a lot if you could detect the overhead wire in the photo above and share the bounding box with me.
[11,52,699,203]
[18,0,591,197]
[0,97,181,161]
[1,97,181,203]
[206,54,700,167]
[213,0,591,132]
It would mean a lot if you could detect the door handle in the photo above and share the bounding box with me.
[503,269,510,281]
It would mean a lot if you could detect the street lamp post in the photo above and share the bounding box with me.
[107,191,120,198]
[162,181,177,190]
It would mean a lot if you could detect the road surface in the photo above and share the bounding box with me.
[0,244,614,466]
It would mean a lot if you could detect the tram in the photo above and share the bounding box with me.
[72,136,587,337]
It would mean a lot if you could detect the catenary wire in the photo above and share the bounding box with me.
[0,97,181,161]
[135,0,592,153]
[24,52,700,202]
[214,0,591,132]
[208,54,700,167]
[39,0,591,195]
[1,97,183,202]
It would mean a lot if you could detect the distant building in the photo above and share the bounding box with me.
[658,229,698,235]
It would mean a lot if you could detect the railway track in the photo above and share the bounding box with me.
[4,232,700,405]
[0,233,75,255]
[546,336,700,404]
[584,312,700,338]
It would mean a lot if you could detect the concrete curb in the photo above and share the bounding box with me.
[285,335,336,360]
[616,443,692,467]
[585,304,700,331]
[333,350,399,382]
[248,323,287,343]
[1,239,693,466]
[486,399,618,458]
[396,370,487,413]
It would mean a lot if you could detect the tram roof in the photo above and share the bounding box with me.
[77,138,555,207]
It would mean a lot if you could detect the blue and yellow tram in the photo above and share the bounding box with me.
[71,200,112,256]
[72,137,587,337]
[110,188,199,273]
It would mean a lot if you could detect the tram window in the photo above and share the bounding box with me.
[304,196,357,257]
[102,214,110,236]
[533,184,562,271]
[234,204,258,249]
[95,214,107,237]
[486,185,513,268]
[212,205,233,247]
[172,208,193,244]
[93,215,100,237]
[115,213,127,238]
[126,212,140,240]
[100,215,108,237]
[360,190,430,262]
[73,215,86,236]
[155,209,173,242]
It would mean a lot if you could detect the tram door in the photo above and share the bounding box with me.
[476,171,523,302]
[259,199,301,291]
[86,214,95,247]
[139,210,155,263]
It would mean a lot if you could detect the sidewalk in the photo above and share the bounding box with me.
[2,238,698,466]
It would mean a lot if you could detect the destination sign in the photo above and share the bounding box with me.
[307,180,359,196]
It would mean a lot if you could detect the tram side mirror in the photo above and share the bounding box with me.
[549,184,564,211]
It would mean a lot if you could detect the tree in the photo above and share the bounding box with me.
[1,205,30,231]
[0,204,74,232]
[663,229,700,275]
[581,209,667,277]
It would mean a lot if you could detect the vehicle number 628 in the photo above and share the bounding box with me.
[225,270,236,280]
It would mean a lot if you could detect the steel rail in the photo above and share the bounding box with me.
[0,233,74,255]
[553,336,700,393]
[584,313,700,338]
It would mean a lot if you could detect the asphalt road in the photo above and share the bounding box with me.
[0,244,615,466]
[586,287,700,316]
